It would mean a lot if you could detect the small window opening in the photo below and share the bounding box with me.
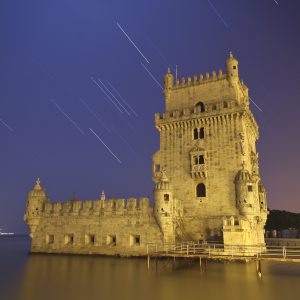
[193,128,198,140]
[248,185,253,192]
[155,164,160,172]
[212,105,217,111]
[107,235,117,246]
[130,234,141,246]
[223,101,228,108]
[196,183,206,198]
[233,66,236,69]
[164,194,169,201]
[195,102,205,112]
[199,155,204,164]
[85,234,95,245]
[46,234,54,244]
[64,234,74,245]
[194,156,198,165]
[199,127,204,139]
[135,236,140,245]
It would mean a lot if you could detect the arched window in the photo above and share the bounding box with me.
[199,127,204,139]
[194,156,198,165]
[193,128,198,140]
[195,102,205,113]
[196,183,206,197]
[198,155,204,164]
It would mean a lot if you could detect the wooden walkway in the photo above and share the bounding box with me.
[146,242,300,276]
[147,242,300,263]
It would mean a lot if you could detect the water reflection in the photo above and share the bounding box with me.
[1,237,300,300]
[16,255,300,300]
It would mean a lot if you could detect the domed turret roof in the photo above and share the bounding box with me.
[155,169,171,190]
[235,165,252,182]
[28,178,47,197]
[226,51,238,65]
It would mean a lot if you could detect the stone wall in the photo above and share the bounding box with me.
[26,197,163,256]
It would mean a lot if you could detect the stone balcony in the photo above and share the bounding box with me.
[191,164,207,179]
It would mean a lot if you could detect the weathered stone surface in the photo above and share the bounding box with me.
[24,53,268,256]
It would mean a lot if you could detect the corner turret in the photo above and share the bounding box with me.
[24,178,49,238]
[164,68,174,102]
[154,170,175,243]
[235,164,255,217]
[226,51,239,84]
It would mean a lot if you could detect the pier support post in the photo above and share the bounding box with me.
[256,260,262,278]
[147,255,150,272]
[199,257,202,271]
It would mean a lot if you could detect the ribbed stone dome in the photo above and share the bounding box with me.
[28,178,47,197]
[155,170,170,190]
[235,168,252,182]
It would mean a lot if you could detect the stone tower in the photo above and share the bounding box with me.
[24,178,49,238]
[153,52,268,246]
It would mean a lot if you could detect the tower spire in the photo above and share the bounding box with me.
[34,178,42,190]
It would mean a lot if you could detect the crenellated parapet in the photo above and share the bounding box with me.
[168,69,226,91]
[40,197,153,218]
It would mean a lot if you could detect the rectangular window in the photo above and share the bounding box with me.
[46,234,54,244]
[130,234,141,246]
[64,234,74,245]
[248,185,253,192]
[199,128,204,139]
[155,164,160,172]
[107,235,117,246]
[85,234,95,245]
[199,155,204,164]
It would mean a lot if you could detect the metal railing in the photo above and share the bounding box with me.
[146,241,300,260]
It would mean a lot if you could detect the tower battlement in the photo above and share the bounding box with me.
[40,197,152,218]
[165,69,227,91]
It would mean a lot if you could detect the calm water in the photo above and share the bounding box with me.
[0,236,299,300]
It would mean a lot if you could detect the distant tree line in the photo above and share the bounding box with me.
[266,210,300,231]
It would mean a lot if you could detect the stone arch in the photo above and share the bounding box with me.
[195,101,205,112]
[196,183,206,197]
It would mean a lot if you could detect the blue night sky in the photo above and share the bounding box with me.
[1,0,300,233]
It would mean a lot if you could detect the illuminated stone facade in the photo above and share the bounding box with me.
[24,53,268,256]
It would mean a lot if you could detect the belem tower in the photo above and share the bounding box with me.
[24,52,268,256]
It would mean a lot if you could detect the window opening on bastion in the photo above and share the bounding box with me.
[196,183,206,198]
[195,102,205,112]
[46,234,54,244]
[130,234,141,246]
[85,234,95,245]
[248,185,253,192]
[64,234,74,245]
[164,194,169,201]
[107,235,117,246]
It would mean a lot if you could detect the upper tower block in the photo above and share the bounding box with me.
[162,52,248,113]
[226,51,239,84]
